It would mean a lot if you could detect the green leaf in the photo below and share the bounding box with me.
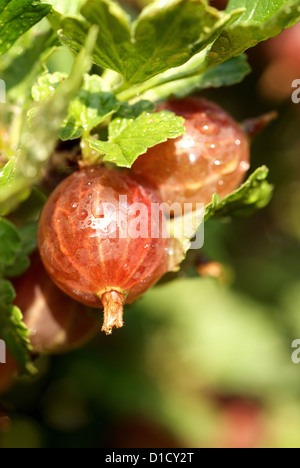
[0,157,16,188]
[0,279,15,304]
[0,234,36,373]
[164,167,273,271]
[32,72,120,140]
[42,0,84,15]
[59,0,131,77]
[205,0,300,69]
[143,54,251,100]
[0,29,58,104]
[204,166,274,221]
[0,301,35,375]
[0,26,98,215]
[0,218,21,265]
[125,0,240,84]
[116,100,155,119]
[3,223,38,278]
[59,0,244,84]
[3,255,30,278]
[88,110,185,167]
[0,0,52,56]
[17,223,38,256]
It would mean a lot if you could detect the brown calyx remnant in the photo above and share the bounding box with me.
[101,290,125,335]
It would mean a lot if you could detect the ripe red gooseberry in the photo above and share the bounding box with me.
[38,167,167,335]
[13,252,98,353]
[132,97,250,214]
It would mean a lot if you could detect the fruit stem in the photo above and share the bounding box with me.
[101,291,124,335]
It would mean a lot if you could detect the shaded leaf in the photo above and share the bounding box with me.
[144,54,251,100]
[0,301,35,375]
[59,0,243,84]
[3,222,38,277]
[0,218,21,265]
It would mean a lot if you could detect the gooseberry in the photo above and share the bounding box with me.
[132,97,250,213]
[38,167,167,334]
[13,253,98,353]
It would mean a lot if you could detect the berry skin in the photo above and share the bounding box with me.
[13,253,98,354]
[38,167,167,334]
[132,97,250,213]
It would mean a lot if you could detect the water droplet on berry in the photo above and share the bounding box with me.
[77,210,88,220]
[189,153,197,163]
[240,161,250,171]
[200,123,219,136]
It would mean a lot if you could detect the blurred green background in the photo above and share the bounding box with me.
[1,1,300,449]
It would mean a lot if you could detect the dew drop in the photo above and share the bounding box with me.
[240,161,250,172]
[77,209,88,220]
[200,122,219,136]
[189,153,197,163]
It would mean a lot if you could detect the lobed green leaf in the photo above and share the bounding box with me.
[204,166,274,220]
[59,0,243,85]
[88,110,185,167]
